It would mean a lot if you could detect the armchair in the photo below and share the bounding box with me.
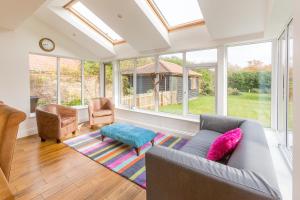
[0,102,26,200]
[88,98,115,128]
[36,104,78,143]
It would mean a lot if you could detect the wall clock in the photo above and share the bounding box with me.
[39,38,55,52]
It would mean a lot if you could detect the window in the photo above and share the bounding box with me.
[158,53,184,114]
[227,42,272,127]
[120,59,135,108]
[118,50,217,116]
[60,58,82,106]
[84,61,100,104]
[188,67,216,115]
[147,0,204,31]
[29,54,57,113]
[104,63,113,100]
[136,57,156,110]
[278,20,293,149]
[29,54,101,112]
[65,1,124,44]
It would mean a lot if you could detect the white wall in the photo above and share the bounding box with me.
[293,0,299,198]
[0,16,97,138]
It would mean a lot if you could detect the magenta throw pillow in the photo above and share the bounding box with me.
[206,128,243,161]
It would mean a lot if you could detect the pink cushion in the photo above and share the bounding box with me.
[206,128,243,161]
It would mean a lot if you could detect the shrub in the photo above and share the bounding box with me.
[228,88,241,95]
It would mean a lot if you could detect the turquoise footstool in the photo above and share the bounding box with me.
[100,123,157,155]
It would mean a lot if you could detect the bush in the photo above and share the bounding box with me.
[228,71,271,92]
[228,88,241,95]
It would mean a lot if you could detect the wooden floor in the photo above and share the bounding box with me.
[9,124,146,200]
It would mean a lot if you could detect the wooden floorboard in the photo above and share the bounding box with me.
[9,125,146,200]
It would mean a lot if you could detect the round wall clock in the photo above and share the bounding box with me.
[39,38,55,52]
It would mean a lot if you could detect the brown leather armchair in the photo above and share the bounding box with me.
[36,104,78,143]
[0,102,26,200]
[88,98,115,128]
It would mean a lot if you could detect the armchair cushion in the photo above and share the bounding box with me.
[92,110,113,117]
[61,117,76,127]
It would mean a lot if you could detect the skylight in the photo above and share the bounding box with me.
[147,0,204,30]
[66,1,124,44]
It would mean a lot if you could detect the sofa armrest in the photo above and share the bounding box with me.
[200,114,245,133]
[146,146,281,200]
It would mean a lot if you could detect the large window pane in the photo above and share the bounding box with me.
[158,53,183,114]
[188,67,215,114]
[227,42,272,127]
[84,61,100,104]
[136,57,156,110]
[104,63,113,100]
[29,54,57,113]
[120,59,135,108]
[60,58,82,106]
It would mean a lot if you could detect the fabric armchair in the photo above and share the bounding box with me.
[36,104,78,143]
[88,98,115,127]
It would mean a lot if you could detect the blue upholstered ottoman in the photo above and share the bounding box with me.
[100,123,156,155]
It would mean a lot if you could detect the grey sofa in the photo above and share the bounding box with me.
[146,114,281,200]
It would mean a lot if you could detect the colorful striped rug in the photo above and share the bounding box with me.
[64,131,188,188]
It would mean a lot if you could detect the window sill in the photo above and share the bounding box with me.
[116,106,200,123]
[71,105,88,110]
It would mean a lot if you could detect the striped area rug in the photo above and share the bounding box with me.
[64,131,188,188]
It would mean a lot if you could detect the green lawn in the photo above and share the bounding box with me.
[159,92,271,127]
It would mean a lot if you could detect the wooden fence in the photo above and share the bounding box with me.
[121,91,178,109]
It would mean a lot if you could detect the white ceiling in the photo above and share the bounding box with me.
[0,0,45,30]
[1,0,292,60]
[198,0,267,39]
[264,0,293,38]
[81,0,171,52]
[34,0,118,59]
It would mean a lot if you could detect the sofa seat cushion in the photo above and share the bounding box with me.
[93,110,113,117]
[61,117,76,127]
[181,130,221,158]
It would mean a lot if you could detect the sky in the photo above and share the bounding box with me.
[153,0,203,26]
[228,42,272,67]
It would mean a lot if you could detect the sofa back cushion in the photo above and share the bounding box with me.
[227,120,279,190]
[181,130,221,158]
[200,115,244,133]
